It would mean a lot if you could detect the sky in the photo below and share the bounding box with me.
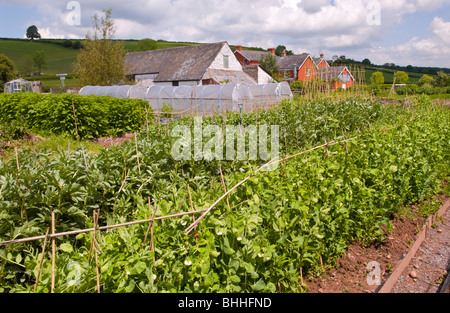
[0,0,449,68]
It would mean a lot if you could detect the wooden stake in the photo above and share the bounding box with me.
[93,210,100,293]
[51,211,55,293]
[34,227,50,292]
[219,165,231,212]
[72,101,79,145]
[134,132,141,174]
[14,147,19,173]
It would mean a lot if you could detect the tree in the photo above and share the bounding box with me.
[19,55,34,76]
[370,71,384,85]
[259,53,279,78]
[275,45,293,56]
[33,51,47,75]
[394,71,409,84]
[26,25,41,40]
[0,54,16,92]
[418,74,434,87]
[73,8,126,86]
[433,71,450,87]
[362,58,371,66]
[136,38,158,51]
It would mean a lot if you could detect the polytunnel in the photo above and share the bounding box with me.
[144,83,255,116]
[248,82,293,109]
[78,82,293,117]
[78,85,147,99]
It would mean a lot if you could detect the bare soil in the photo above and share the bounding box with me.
[305,194,450,293]
[92,133,135,147]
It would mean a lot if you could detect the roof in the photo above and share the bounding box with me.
[277,53,310,70]
[204,69,257,85]
[235,50,271,62]
[318,66,354,81]
[124,42,227,82]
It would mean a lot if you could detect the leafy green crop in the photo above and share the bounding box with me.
[0,96,449,293]
[0,93,150,140]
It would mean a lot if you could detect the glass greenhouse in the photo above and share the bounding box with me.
[78,82,292,117]
[3,79,34,94]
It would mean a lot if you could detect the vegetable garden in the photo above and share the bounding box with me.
[0,93,449,293]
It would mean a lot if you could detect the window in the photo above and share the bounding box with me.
[306,68,310,77]
[223,55,229,68]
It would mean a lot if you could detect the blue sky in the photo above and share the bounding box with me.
[0,0,449,67]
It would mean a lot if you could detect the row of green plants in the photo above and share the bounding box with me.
[0,96,449,293]
[0,93,147,140]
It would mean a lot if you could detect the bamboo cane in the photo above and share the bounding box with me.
[51,211,55,293]
[135,132,141,175]
[34,227,50,292]
[72,101,79,145]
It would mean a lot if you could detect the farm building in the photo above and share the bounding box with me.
[124,42,259,87]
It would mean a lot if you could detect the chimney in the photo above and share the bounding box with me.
[235,45,242,52]
[320,53,325,59]
[268,48,275,55]
[281,50,286,57]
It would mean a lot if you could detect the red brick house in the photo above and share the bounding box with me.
[313,53,330,69]
[234,46,354,89]
[318,66,355,89]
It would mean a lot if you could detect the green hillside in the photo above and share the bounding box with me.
[0,38,79,75]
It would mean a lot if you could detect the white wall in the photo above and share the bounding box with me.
[257,67,274,84]
[208,44,243,71]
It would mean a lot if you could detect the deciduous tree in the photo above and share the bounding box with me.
[394,71,409,84]
[370,71,384,85]
[73,8,126,86]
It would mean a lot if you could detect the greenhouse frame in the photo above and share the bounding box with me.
[3,79,34,94]
[78,82,292,117]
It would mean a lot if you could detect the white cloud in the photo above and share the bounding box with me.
[368,17,450,67]
[3,0,450,67]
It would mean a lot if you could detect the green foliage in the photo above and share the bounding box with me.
[0,54,16,93]
[33,51,47,75]
[0,97,449,293]
[394,71,409,84]
[73,9,126,86]
[370,71,384,85]
[136,39,158,52]
[259,54,279,77]
[0,93,149,139]
[26,26,41,40]
[418,74,434,87]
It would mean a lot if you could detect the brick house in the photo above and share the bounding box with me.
[318,66,355,89]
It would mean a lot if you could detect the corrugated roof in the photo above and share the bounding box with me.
[124,42,227,82]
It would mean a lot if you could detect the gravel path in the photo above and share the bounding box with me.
[391,205,450,293]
